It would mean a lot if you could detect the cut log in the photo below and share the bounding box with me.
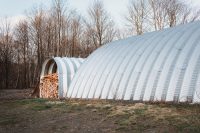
[39,73,58,98]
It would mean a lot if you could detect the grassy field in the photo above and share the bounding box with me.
[0,97,200,133]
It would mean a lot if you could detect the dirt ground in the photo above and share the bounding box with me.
[0,89,33,100]
[0,89,200,133]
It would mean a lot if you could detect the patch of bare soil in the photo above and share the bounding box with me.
[0,89,33,100]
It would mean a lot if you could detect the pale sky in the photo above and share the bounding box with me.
[0,0,200,28]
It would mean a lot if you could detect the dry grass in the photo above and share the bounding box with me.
[0,98,200,133]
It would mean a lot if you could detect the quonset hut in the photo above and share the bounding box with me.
[67,21,200,103]
[40,57,84,98]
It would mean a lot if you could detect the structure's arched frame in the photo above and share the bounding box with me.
[40,57,84,98]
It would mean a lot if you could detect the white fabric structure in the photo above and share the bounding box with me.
[67,21,200,103]
[40,57,84,98]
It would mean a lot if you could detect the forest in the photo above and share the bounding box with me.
[0,0,199,90]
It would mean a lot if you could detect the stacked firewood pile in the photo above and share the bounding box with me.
[40,73,58,98]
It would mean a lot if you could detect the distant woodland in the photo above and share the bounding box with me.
[0,0,199,89]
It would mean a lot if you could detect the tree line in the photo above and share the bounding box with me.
[0,0,199,89]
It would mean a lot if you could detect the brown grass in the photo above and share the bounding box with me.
[0,99,200,133]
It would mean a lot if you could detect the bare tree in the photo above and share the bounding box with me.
[27,6,47,86]
[165,0,184,27]
[0,18,13,89]
[70,12,82,57]
[178,5,200,24]
[125,0,148,35]
[160,0,200,27]
[86,0,116,48]
[52,0,70,56]
[126,0,200,33]
[14,20,29,89]
[148,0,167,30]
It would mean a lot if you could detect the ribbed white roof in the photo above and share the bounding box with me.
[67,21,200,103]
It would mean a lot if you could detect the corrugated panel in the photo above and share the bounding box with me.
[144,25,188,101]
[40,57,84,98]
[68,21,200,103]
[165,23,200,102]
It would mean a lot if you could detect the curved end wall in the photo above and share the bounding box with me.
[40,57,84,98]
[68,21,200,103]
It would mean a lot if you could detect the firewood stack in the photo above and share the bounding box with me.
[39,73,59,98]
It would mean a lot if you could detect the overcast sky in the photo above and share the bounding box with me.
[0,0,200,28]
